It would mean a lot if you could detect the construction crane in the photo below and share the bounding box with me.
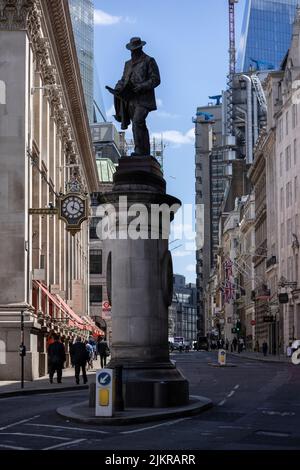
[209,95,222,106]
[227,0,239,136]
[250,58,275,71]
[193,111,214,122]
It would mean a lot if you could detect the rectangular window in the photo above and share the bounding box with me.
[295,176,298,203]
[280,187,284,212]
[286,111,289,135]
[294,139,297,165]
[292,104,298,129]
[288,256,293,280]
[286,183,289,208]
[89,217,101,239]
[278,118,283,142]
[281,223,284,249]
[89,285,103,303]
[90,250,102,275]
[285,146,291,171]
[280,152,283,176]
[296,214,299,235]
[287,218,292,245]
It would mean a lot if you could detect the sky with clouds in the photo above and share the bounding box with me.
[94,0,245,283]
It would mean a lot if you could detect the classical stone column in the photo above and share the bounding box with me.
[99,156,189,407]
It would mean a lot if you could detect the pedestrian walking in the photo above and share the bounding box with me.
[72,337,89,384]
[262,341,268,357]
[86,341,94,370]
[97,337,110,368]
[48,334,66,384]
[69,339,74,367]
[232,337,237,352]
[225,339,229,351]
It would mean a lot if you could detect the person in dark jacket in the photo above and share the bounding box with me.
[97,338,110,368]
[262,341,268,356]
[72,337,89,384]
[109,37,160,156]
[48,334,66,384]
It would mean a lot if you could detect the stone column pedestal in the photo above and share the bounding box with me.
[99,156,189,407]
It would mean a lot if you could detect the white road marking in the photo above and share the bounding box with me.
[25,423,109,434]
[43,438,86,450]
[121,417,190,435]
[227,391,235,398]
[262,410,295,417]
[0,432,69,440]
[0,390,85,402]
[218,425,252,430]
[0,444,30,450]
[218,400,226,406]
[234,384,240,390]
[256,431,290,437]
[0,415,40,431]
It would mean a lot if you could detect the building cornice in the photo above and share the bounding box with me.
[0,0,34,30]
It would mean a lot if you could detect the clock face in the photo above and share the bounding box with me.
[61,195,85,222]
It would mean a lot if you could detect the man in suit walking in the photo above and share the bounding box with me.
[48,334,66,384]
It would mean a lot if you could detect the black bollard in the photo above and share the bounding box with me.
[114,365,124,411]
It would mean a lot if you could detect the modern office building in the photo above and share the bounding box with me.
[237,0,298,72]
[168,275,197,342]
[69,0,106,123]
[194,104,224,336]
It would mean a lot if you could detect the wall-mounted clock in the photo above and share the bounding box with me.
[58,193,88,235]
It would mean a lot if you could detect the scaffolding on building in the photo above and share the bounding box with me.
[119,136,166,171]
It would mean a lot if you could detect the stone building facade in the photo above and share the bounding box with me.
[0,0,99,380]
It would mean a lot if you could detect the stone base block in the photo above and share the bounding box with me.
[109,360,189,408]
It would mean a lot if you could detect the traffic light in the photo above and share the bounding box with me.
[236,321,241,333]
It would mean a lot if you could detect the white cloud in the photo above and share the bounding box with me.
[94,9,136,26]
[185,264,196,273]
[156,111,180,119]
[172,250,192,258]
[156,98,163,108]
[124,16,137,24]
[94,9,121,25]
[106,105,115,119]
[151,128,195,146]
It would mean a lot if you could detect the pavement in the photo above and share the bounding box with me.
[227,350,291,363]
[57,395,213,425]
[0,360,100,398]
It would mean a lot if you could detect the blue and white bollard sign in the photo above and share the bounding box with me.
[95,369,114,417]
[218,349,226,366]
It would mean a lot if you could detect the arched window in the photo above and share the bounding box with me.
[0,80,6,105]
[0,340,6,365]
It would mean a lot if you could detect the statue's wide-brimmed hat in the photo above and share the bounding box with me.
[126,37,146,50]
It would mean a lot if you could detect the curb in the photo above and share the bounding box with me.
[208,363,237,368]
[227,353,290,364]
[0,384,88,399]
[56,395,213,426]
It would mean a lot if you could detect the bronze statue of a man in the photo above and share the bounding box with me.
[107,37,161,156]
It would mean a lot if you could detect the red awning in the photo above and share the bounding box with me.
[53,293,86,330]
[33,281,103,334]
[33,281,66,318]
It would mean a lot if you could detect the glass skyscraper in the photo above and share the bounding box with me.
[237,0,298,72]
[69,0,106,123]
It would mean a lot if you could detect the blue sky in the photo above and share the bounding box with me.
[94,0,245,283]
